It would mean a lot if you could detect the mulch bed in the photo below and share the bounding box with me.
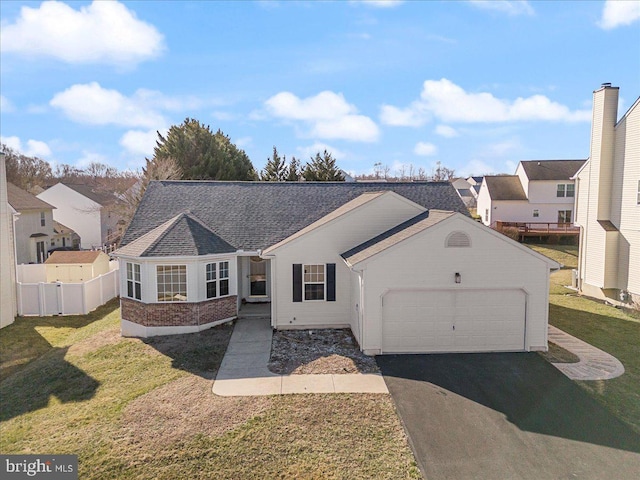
[268,328,379,375]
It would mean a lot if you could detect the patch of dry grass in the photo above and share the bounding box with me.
[1,305,419,479]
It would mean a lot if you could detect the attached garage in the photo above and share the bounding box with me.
[341,210,559,355]
[382,289,526,353]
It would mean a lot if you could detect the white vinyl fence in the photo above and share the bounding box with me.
[17,263,119,316]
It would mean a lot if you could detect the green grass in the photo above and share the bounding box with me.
[529,243,640,433]
[0,301,419,479]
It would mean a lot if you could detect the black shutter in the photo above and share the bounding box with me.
[293,264,302,302]
[326,263,336,302]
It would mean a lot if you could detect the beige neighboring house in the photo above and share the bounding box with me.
[477,160,585,227]
[1,151,18,328]
[7,182,56,264]
[51,221,81,251]
[574,84,640,307]
[45,250,110,283]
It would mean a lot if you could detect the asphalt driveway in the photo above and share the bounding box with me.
[377,353,640,480]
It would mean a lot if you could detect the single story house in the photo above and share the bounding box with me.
[45,250,111,283]
[115,181,558,354]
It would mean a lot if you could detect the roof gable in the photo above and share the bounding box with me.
[115,212,235,257]
[342,210,454,265]
[519,160,586,181]
[121,181,469,252]
[7,183,55,211]
[484,176,527,201]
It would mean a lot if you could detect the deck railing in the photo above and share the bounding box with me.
[495,221,580,235]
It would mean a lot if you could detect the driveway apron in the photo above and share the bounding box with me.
[377,353,640,480]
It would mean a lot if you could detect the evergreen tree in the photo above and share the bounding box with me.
[302,150,345,181]
[285,156,302,181]
[152,118,257,180]
[260,146,287,181]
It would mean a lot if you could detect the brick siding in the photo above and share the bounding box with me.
[121,295,237,327]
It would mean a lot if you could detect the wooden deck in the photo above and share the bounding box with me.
[495,221,580,241]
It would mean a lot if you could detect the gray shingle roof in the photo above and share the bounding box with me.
[342,210,455,265]
[116,212,235,257]
[484,176,528,201]
[121,181,469,255]
[519,160,586,181]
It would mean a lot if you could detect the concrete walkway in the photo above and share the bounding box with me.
[548,325,625,381]
[212,316,388,397]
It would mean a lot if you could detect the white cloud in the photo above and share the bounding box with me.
[380,78,591,125]
[0,135,52,157]
[599,0,640,29]
[414,142,438,156]
[380,103,426,127]
[266,91,380,142]
[468,1,534,16]
[120,128,166,157]
[435,125,459,138]
[234,136,253,149]
[352,0,404,8]
[0,1,164,65]
[297,142,347,161]
[50,82,167,128]
[1,95,15,113]
[458,159,496,177]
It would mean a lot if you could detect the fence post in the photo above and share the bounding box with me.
[56,282,63,315]
[82,281,87,315]
[38,282,46,316]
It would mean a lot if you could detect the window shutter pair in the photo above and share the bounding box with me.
[293,263,336,302]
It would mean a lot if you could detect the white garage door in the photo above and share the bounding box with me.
[382,289,526,353]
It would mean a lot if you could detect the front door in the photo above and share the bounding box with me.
[249,256,267,296]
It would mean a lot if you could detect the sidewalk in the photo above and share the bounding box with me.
[212,316,388,397]
[547,325,625,381]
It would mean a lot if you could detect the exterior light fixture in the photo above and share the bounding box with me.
[455,272,461,284]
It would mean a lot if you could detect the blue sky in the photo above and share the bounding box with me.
[1,0,639,177]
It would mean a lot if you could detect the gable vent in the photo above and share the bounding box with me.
[446,231,471,248]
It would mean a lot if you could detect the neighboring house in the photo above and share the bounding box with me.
[51,221,81,251]
[37,182,126,250]
[574,84,640,307]
[7,182,56,264]
[114,181,558,354]
[477,160,586,227]
[466,176,483,199]
[451,178,476,208]
[0,151,17,328]
[45,250,110,282]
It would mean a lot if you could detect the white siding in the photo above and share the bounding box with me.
[0,153,17,328]
[37,184,102,249]
[13,209,55,264]
[476,180,492,225]
[356,216,551,354]
[269,192,425,329]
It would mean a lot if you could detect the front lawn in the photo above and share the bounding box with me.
[0,302,419,479]
[529,243,640,433]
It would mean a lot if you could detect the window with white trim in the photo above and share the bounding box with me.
[557,184,566,197]
[533,209,539,218]
[566,183,575,197]
[126,262,141,301]
[157,265,187,302]
[40,212,46,226]
[558,210,572,224]
[303,264,325,301]
[206,261,230,299]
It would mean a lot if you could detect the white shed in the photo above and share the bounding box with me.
[342,211,559,355]
[45,250,111,283]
